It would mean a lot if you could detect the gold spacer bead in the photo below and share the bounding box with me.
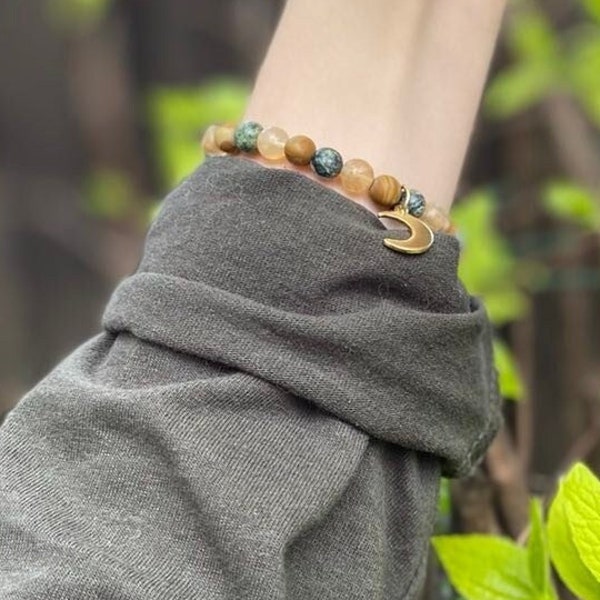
[284,135,317,166]
[368,175,403,208]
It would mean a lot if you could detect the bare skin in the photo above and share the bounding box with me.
[240,0,507,227]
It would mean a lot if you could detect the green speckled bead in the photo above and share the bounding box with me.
[405,189,426,217]
[310,147,343,178]
[234,121,264,153]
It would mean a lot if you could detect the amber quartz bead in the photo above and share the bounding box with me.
[213,124,238,153]
[421,204,452,233]
[257,127,289,161]
[284,135,317,166]
[201,125,226,156]
[368,175,403,208]
[340,159,374,195]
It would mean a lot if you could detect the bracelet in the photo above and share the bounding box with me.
[201,120,457,255]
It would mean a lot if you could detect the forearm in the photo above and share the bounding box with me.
[242,0,507,214]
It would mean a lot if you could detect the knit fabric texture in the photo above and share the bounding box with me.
[0,155,502,599]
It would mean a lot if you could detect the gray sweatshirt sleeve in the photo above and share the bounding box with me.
[0,155,502,599]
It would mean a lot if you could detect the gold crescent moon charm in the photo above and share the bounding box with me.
[377,207,434,254]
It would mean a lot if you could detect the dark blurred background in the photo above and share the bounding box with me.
[1,0,600,595]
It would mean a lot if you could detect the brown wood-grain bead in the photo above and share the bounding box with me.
[368,175,402,208]
[284,135,317,166]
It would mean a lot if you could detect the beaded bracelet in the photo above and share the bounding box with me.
[201,120,456,255]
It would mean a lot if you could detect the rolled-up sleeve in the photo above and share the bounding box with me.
[0,156,502,599]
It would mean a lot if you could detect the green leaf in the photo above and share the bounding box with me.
[560,463,600,580]
[527,498,556,599]
[542,181,600,230]
[548,463,600,600]
[432,535,535,600]
[493,338,524,401]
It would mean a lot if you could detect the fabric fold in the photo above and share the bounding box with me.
[103,155,502,477]
[0,154,503,599]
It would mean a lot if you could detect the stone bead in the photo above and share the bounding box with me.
[284,135,317,166]
[368,175,402,208]
[421,204,451,232]
[214,124,238,153]
[405,188,426,217]
[234,121,264,152]
[257,126,289,161]
[340,159,374,195]
[201,125,227,156]
[310,147,343,178]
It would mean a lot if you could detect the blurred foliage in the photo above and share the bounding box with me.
[146,78,249,190]
[48,0,112,29]
[451,190,531,401]
[486,0,600,231]
[493,337,525,401]
[83,168,154,229]
[451,190,530,326]
[486,0,600,126]
[84,169,136,221]
[436,4,600,597]
[542,180,600,231]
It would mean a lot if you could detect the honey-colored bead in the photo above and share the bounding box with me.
[368,175,402,208]
[446,221,458,235]
[257,126,289,161]
[421,204,451,232]
[214,124,238,153]
[340,159,374,195]
[201,125,227,156]
[284,135,316,166]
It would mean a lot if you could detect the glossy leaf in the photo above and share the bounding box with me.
[432,535,535,600]
[548,463,600,600]
[558,463,600,580]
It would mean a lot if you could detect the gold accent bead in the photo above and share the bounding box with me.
[201,125,227,156]
[257,126,289,161]
[368,175,402,208]
[421,204,451,232]
[214,124,238,153]
[284,135,316,166]
[340,159,374,195]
